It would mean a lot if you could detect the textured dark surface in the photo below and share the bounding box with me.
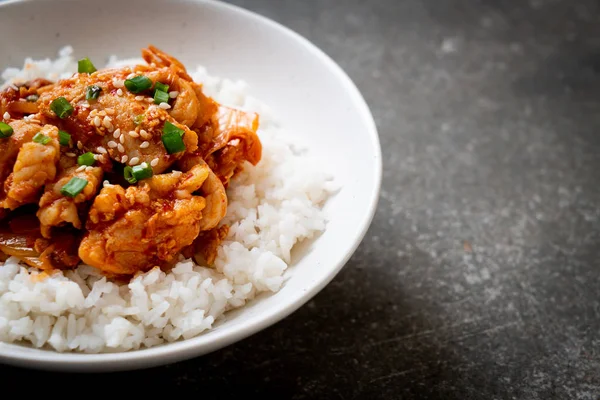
[2,0,600,398]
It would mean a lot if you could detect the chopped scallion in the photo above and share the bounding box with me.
[154,82,169,93]
[77,152,95,166]
[32,132,51,145]
[161,121,186,154]
[58,130,71,146]
[50,97,74,119]
[124,164,153,184]
[0,122,13,138]
[153,89,169,105]
[85,85,102,101]
[78,57,97,74]
[124,75,152,94]
[60,177,88,198]
[123,166,136,184]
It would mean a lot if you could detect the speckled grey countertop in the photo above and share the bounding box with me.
[2,0,600,398]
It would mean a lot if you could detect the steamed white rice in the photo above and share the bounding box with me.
[0,47,335,352]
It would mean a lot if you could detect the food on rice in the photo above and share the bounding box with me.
[0,46,261,277]
[0,46,335,352]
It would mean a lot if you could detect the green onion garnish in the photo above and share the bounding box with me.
[0,122,13,138]
[32,132,51,145]
[153,89,169,105]
[124,75,152,94]
[50,97,74,119]
[58,130,71,146]
[161,121,186,154]
[133,114,144,125]
[77,152,95,166]
[60,177,88,198]
[154,82,169,93]
[26,94,39,102]
[123,166,136,184]
[133,163,153,181]
[124,163,154,184]
[85,85,102,101]
[78,57,97,74]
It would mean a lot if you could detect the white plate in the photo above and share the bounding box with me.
[0,0,381,371]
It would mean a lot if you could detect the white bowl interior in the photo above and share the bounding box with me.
[0,0,381,371]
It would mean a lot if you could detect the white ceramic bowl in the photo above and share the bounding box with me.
[0,0,381,371]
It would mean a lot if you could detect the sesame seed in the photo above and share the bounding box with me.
[113,129,121,139]
[105,108,115,115]
[150,158,159,167]
[135,95,144,101]
[103,180,111,188]
[140,162,148,168]
[113,79,124,88]
[3,112,10,120]
[127,73,136,79]
[96,146,107,154]
[102,117,111,128]
[77,141,83,150]
[128,130,139,138]
[93,116,102,127]
[76,165,86,172]
[90,109,98,117]
[168,91,179,99]
[65,152,76,157]
[98,110,107,117]
[158,102,171,109]
[117,89,123,96]
[85,166,94,172]
[119,134,125,144]
[140,141,150,149]
[121,155,128,163]
[107,141,117,148]
[117,143,125,153]
[140,130,151,140]
[129,157,139,165]
[145,98,154,103]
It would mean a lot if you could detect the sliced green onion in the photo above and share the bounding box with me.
[78,57,97,74]
[153,89,169,105]
[0,122,13,138]
[85,85,102,101]
[133,163,153,181]
[161,121,186,154]
[124,163,153,184]
[133,114,144,125]
[25,94,39,102]
[154,82,169,93]
[50,97,74,119]
[32,132,51,145]
[58,130,71,146]
[124,75,152,94]
[77,152,95,166]
[123,166,136,184]
[60,177,88,198]
[163,120,184,136]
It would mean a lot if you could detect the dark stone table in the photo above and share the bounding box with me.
[2,0,600,398]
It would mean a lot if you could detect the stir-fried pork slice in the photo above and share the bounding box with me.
[2,124,60,210]
[79,164,212,275]
[37,154,103,238]
[0,120,42,185]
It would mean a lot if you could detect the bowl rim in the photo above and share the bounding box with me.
[0,0,382,371]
